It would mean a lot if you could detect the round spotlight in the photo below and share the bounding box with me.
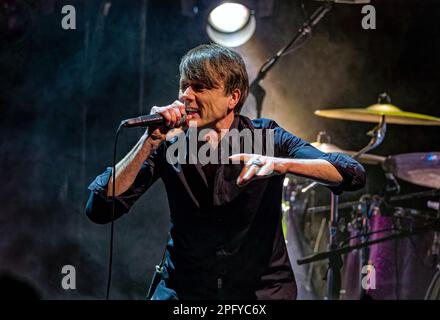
[208,3,250,33]
[207,2,256,48]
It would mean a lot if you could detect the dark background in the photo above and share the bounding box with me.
[0,0,439,299]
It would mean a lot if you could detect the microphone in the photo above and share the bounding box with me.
[120,113,185,128]
[120,108,197,128]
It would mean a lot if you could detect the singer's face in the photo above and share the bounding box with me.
[179,77,235,128]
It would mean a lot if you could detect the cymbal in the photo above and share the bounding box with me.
[383,152,440,189]
[315,103,440,125]
[311,142,385,165]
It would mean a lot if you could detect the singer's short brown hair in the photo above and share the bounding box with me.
[179,43,249,113]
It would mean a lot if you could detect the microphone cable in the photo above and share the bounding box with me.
[105,111,191,299]
[106,122,123,300]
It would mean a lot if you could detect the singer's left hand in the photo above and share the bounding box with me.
[229,154,290,186]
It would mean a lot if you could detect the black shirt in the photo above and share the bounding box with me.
[85,115,366,300]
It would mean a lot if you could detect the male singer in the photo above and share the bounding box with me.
[85,43,365,300]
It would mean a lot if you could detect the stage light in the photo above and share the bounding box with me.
[208,3,250,33]
[206,2,256,47]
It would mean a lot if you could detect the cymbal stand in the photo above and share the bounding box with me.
[350,114,387,299]
[352,114,387,159]
[353,93,390,159]
[325,191,343,299]
[324,114,388,299]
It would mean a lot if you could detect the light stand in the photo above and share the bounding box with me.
[247,2,333,117]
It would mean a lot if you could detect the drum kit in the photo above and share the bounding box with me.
[282,93,440,300]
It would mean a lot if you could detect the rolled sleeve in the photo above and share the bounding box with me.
[85,167,129,224]
[274,123,366,195]
[85,154,161,224]
[318,152,366,195]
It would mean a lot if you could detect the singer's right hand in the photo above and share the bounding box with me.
[148,101,186,142]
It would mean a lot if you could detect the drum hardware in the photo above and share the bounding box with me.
[305,126,387,299]
[292,94,440,299]
[306,93,440,299]
[302,130,387,196]
[391,207,433,220]
[290,189,440,299]
[338,193,381,299]
[383,172,401,196]
[308,199,368,215]
[301,181,318,194]
[358,195,382,298]
[307,189,440,215]
[383,152,440,190]
[352,114,387,159]
[297,220,440,268]
[311,131,386,164]
[305,217,327,292]
[303,150,440,193]
[341,226,397,247]
[333,204,438,246]
[390,189,440,202]
[319,119,386,299]
[302,193,439,299]
[344,201,437,246]
[310,141,385,165]
[314,93,440,126]
[425,196,440,299]
[429,197,440,264]
[425,264,440,300]
[325,191,342,300]
[282,175,323,298]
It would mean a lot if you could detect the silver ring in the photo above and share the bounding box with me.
[251,158,263,166]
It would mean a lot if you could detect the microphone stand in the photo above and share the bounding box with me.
[298,220,440,268]
[326,192,342,299]
[247,2,333,117]
[320,115,387,299]
[351,114,387,299]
